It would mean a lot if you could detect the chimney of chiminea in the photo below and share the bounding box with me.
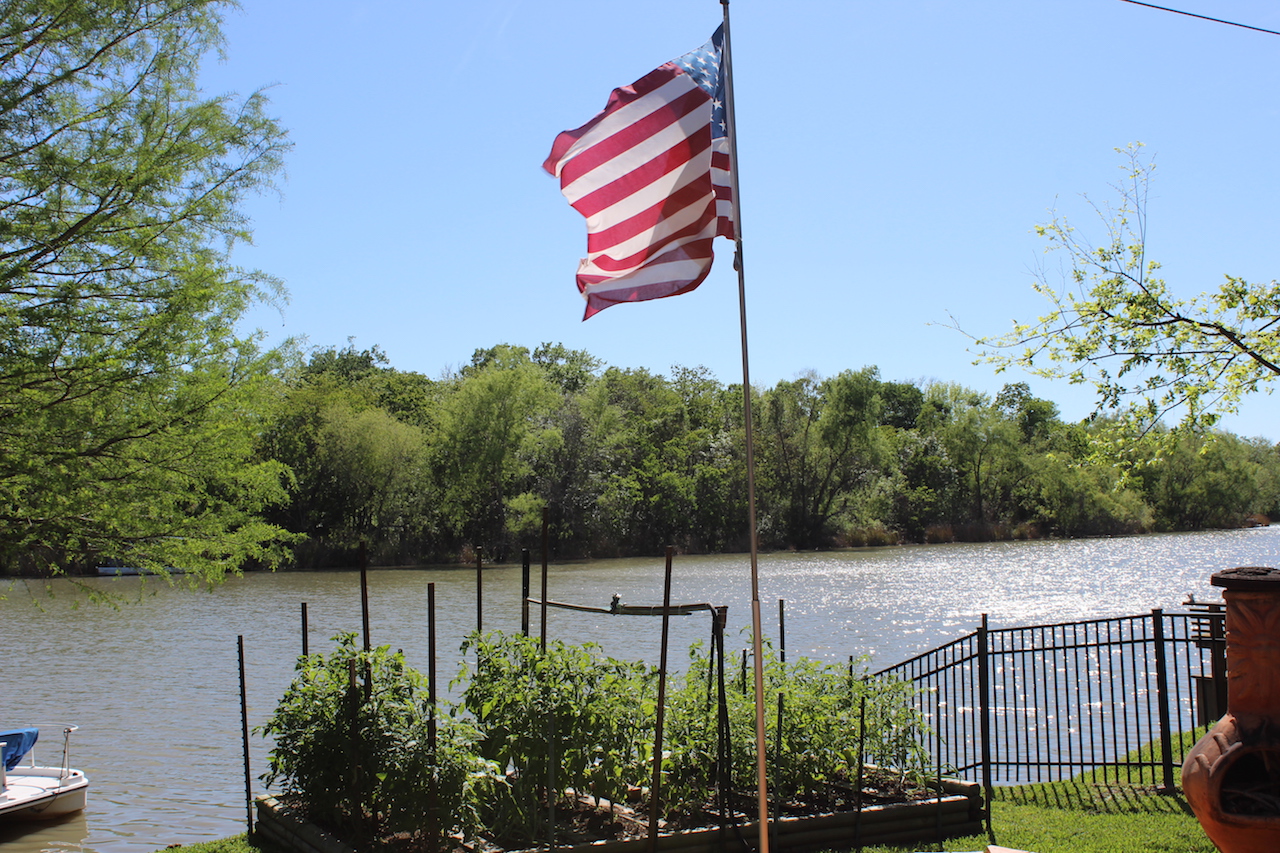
[1182,567,1280,853]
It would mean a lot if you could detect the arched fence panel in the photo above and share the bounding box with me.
[873,606,1226,789]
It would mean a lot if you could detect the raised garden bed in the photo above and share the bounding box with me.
[257,632,977,853]
[256,778,984,853]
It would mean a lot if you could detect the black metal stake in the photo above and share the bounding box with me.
[358,542,372,702]
[649,546,675,852]
[934,686,943,843]
[359,541,371,653]
[428,583,438,718]
[706,609,717,705]
[714,606,730,839]
[854,684,867,851]
[548,708,557,853]
[540,507,549,651]
[521,548,531,636]
[775,691,784,767]
[301,602,308,657]
[238,635,253,838]
[475,546,483,635]
[778,598,786,663]
[427,582,439,851]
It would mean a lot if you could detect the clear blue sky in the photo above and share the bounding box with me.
[201,0,1280,439]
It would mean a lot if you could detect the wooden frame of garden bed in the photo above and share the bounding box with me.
[256,779,983,853]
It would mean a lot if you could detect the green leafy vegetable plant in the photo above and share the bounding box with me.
[663,639,932,819]
[259,632,500,847]
[262,630,935,849]
[455,631,658,843]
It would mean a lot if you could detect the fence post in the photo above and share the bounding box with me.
[978,613,994,840]
[1152,608,1176,792]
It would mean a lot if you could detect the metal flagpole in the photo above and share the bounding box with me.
[718,3,770,852]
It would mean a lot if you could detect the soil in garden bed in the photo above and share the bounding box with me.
[299,769,942,853]
[488,769,942,849]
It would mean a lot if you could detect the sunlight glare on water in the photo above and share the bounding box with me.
[2,526,1277,853]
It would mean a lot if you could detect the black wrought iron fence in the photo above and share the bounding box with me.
[872,607,1226,793]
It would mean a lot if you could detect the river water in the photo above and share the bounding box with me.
[4,526,1279,853]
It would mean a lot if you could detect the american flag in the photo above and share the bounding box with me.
[543,27,734,319]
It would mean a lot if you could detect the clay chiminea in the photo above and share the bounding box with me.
[1182,567,1280,853]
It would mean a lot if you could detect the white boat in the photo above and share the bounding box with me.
[0,726,89,820]
[95,565,186,576]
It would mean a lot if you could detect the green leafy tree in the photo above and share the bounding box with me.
[927,384,1020,530]
[758,369,884,549]
[296,342,439,428]
[314,403,429,557]
[532,341,602,394]
[300,342,389,384]
[877,380,925,430]
[588,365,740,554]
[432,347,559,556]
[258,375,362,554]
[588,367,677,553]
[1135,430,1273,530]
[523,343,609,554]
[528,374,621,556]
[260,345,441,566]
[1027,439,1153,537]
[0,0,293,577]
[670,365,743,552]
[978,143,1280,433]
[882,428,956,541]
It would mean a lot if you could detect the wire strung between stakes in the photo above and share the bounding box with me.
[525,596,718,617]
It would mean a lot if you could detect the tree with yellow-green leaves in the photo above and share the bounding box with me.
[978,143,1280,436]
[0,1,294,579]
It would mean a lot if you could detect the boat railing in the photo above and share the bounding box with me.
[56,724,78,779]
[3,724,79,781]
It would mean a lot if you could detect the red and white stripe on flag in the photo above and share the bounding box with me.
[543,28,734,319]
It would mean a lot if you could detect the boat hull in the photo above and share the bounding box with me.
[0,767,89,820]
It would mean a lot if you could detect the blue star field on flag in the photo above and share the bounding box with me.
[672,26,728,143]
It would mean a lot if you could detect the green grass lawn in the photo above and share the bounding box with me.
[155,838,263,853]
[859,780,1215,853]
[860,733,1215,853]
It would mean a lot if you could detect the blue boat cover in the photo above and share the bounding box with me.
[1,727,38,771]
